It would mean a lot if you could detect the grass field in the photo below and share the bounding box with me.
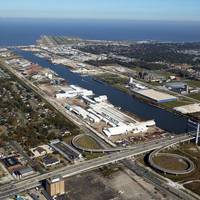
[152,154,188,171]
[161,100,191,108]
[184,182,200,195]
[94,73,129,93]
[76,135,102,150]
[156,144,200,195]
[188,93,200,101]
[140,143,200,196]
[83,152,105,160]
[186,80,200,88]
[0,166,5,178]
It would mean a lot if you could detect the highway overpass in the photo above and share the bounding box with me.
[0,134,194,199]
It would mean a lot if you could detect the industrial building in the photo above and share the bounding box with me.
[42,156,60,168]
[13,166,34,179]
[89,102,137,126]
[88,100,155,137]
[68,105,101,123]
[56,85,93,99]
[129,78,147,90]
[2,156,22,171]
[45,176,65,197]
[165,82,188,93]
[50,140,83,162]
[103,120,155,137]
[135,89,177,103]
[94,95,108,103]
[174,103,200,114]
[66,94,156,137]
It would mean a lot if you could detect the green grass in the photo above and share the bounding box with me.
[99,164,121,177]
[186,80,200,88]
[152,154,188,171]
[155,144,200,183]
[185,182,200,195]
[0,166,5,178]
[156,70,176,78]
[188,93,200,101]
[94,73,130,94]
[76,135,101,149]
[161,100,190,108]
[95,73,128,86]
[83,152,104,160]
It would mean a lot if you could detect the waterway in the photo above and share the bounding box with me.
[14,49,190,134]
[1,19,200,46]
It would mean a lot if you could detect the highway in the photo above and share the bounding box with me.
[72,133,194,153]
[0,60,198,200]
[0,134,194,199]
[123,159,199,200]
[0,60,115,149]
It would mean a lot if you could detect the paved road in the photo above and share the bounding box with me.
[72,133,192,153]
[1,61,116,148]
[0,135,193,199]
[123,159,199,200]
[0,59,198,200]
[131,77,199,104]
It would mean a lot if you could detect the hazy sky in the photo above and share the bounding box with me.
[0,0,200,21]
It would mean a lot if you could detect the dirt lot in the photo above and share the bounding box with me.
[64,171,121,200]
[63,166,167,200]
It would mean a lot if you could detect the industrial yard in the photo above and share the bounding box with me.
[18,39,200,125]
[0,42,200,200]
[0,48,165,187]
[2,0,200,199]
[1,49,160,144]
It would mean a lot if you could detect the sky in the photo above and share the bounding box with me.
[0,0,200,21]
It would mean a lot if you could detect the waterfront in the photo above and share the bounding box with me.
[1,19,200,46]
[14,49,189,134]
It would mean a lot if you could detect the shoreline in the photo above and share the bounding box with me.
[92,76,197,124]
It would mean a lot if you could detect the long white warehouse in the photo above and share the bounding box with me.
[56,85,94,99]
[103,120,156,137]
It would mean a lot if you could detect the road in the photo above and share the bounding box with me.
[0,134,194,199]
[123,159,199,200]
[131,77,200,104]
[0,60,116,149]
[0,60,198,200]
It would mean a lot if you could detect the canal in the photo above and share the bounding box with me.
[15,49,189,134]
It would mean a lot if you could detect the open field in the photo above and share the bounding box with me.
[63,170,120,200]
[184,182,200,195]
[94,72,129,93]
[63,164,164,200]
[188,93,200,101]
[186,80,200,88]
[152,154,189,171]
[0,166,4,178]
[161,99,192,108]
[76,135,102,150]
[141,143,200,196]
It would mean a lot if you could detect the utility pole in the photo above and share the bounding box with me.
[196,123,200,145]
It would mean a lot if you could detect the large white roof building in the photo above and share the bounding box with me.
[56,85,94,99]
